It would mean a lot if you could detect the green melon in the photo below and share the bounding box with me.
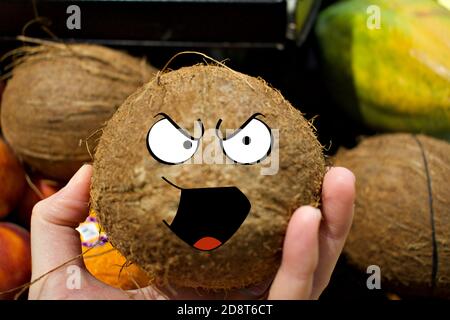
[316,0,450,140]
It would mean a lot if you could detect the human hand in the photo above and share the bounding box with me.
[28,164,354,300]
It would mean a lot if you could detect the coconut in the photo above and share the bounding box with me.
[335,133,450,298]
[91,64,325,289]
[1,42,156,181]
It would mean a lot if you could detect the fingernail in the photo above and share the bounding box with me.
[345,172,356,185]
[299,206,322,221]
[67,164,91,186]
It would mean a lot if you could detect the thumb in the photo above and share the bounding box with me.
[30,165,92,281]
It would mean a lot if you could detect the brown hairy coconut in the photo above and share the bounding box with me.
[1,41,156,181]
[91,64,325,289]
[335,133,450,298]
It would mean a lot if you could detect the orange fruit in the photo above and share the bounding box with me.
[78,211,151,290]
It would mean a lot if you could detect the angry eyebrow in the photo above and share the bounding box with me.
[154,112,204,140]
[215,113,266,141]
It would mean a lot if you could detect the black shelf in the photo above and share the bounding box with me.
[0,0,288,48]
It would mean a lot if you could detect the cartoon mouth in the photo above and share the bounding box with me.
[162,177,251,251]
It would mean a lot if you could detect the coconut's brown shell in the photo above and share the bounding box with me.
[91,65,325,289]
[1,43,156,181]
[335,133,450,298]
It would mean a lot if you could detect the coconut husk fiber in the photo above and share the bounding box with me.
[91,64,325,289]
[1,41,157,181]
[335,133,450,298]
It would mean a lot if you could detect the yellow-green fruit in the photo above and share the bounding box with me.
[316,0,450,140]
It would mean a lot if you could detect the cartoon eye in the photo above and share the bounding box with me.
[218,116,272,164]
[147,117,201,165]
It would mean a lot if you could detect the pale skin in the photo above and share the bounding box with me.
[29,164,355,300]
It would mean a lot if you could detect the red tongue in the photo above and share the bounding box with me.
[193,237,222,251]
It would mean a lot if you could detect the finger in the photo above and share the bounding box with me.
[268,206,321,300]
[311,167,355,299]
[30,164,92,278]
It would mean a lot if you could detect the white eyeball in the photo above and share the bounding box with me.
[147,118,199,164]
[221,118,272,164]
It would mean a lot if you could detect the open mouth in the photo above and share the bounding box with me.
[162,177,251,251]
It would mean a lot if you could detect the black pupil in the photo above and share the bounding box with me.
[183,140,193,149]
[243,136,251,145]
